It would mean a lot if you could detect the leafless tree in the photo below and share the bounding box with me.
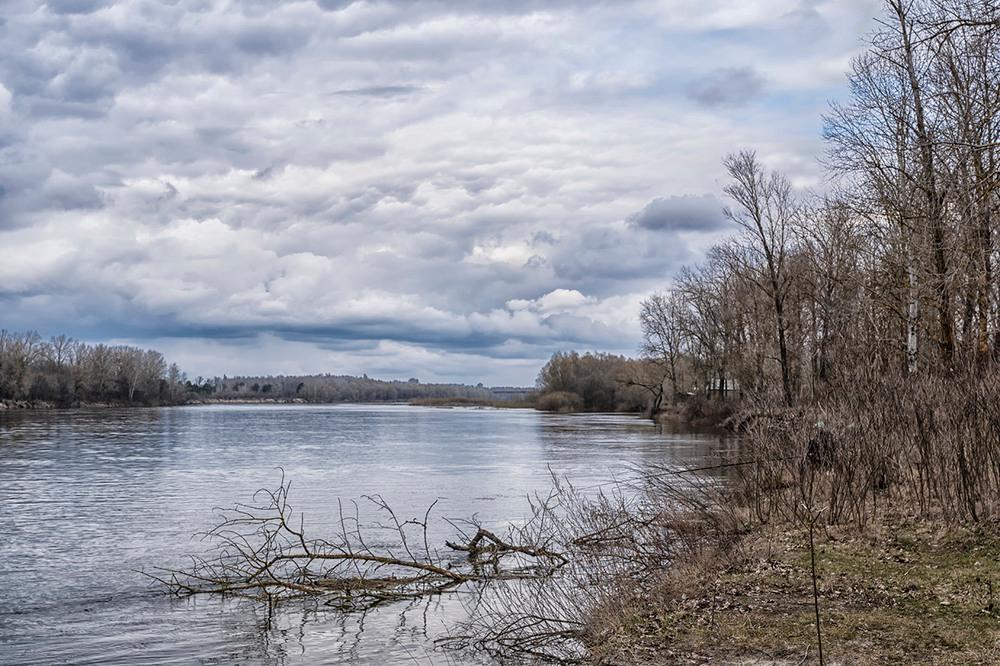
[722,151,798,405]
[638,290,687,404]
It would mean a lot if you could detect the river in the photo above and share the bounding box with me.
[0,404,727,664]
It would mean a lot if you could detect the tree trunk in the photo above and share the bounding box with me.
[894,0,954,365]
[775,296,794,406]
[906,255,919,374]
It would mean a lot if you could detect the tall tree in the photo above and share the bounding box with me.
[722,151,798,406]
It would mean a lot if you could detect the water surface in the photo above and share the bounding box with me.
[0,404,726,664]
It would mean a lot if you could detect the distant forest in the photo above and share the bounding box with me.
[0,329,533,408]
[210,375,530,404]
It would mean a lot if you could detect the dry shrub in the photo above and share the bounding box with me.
[535,391,585,412]
[681,394,737,426]
[448,371,1000,662]
[735,366,1000,527]
[446,469,742,663]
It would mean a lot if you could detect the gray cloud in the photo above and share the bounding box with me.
[45,0,112,15]
[688,66,765,107]
[627,194,727,232]
[327,85,424,97]
[314,1,620,14]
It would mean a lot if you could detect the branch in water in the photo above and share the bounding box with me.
[147,473,569,613]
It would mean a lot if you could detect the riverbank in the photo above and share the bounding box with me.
[654,397,738,431]
[408,396,536,408]
[576,371,1000,663]
[1,396,530,410]
[588,512,1000,664]
[0,399,172,410]
[0,399,57,410]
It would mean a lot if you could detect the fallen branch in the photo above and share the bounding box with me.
[147,472,569,613]
[446,527,569,566]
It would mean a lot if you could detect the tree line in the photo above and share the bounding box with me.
[211,374,502,403]
[535,1,999,418]
[0,330,527,409]
[0,330,193,407]
[636,0,1000,411]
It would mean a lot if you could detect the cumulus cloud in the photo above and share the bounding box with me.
[0,0,880,383]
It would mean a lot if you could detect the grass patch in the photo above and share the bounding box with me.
[588,513,1000,664]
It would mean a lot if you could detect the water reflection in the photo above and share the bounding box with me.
[0,405,728,664]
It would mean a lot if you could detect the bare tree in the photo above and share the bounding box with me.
[795,200,864,393]
[723,151,798,405]
[638,290,687,403]
[890,0,957,364]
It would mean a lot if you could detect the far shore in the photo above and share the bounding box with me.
[0,396,665,418]
[0,397,311,411]
[0,396,529,411]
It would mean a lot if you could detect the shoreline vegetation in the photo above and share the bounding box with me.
[0,389,545,411]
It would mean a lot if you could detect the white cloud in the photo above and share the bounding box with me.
[0,83,11,118]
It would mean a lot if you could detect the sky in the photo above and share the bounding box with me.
[0,0,882,385]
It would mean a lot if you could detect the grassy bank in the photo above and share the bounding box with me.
[589,512,1000,664]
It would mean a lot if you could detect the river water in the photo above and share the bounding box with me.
[0,404,727,665]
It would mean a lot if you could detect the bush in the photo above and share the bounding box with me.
[535,390,584,412]
[679,394,735,425]
[536,350,654,412]
[735,366,1000,527]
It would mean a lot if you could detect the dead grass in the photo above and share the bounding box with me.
[586,511,1000,664]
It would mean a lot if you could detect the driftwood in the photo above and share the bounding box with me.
[146,473,568,613]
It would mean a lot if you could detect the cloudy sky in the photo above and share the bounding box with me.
[0,0,881,385]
